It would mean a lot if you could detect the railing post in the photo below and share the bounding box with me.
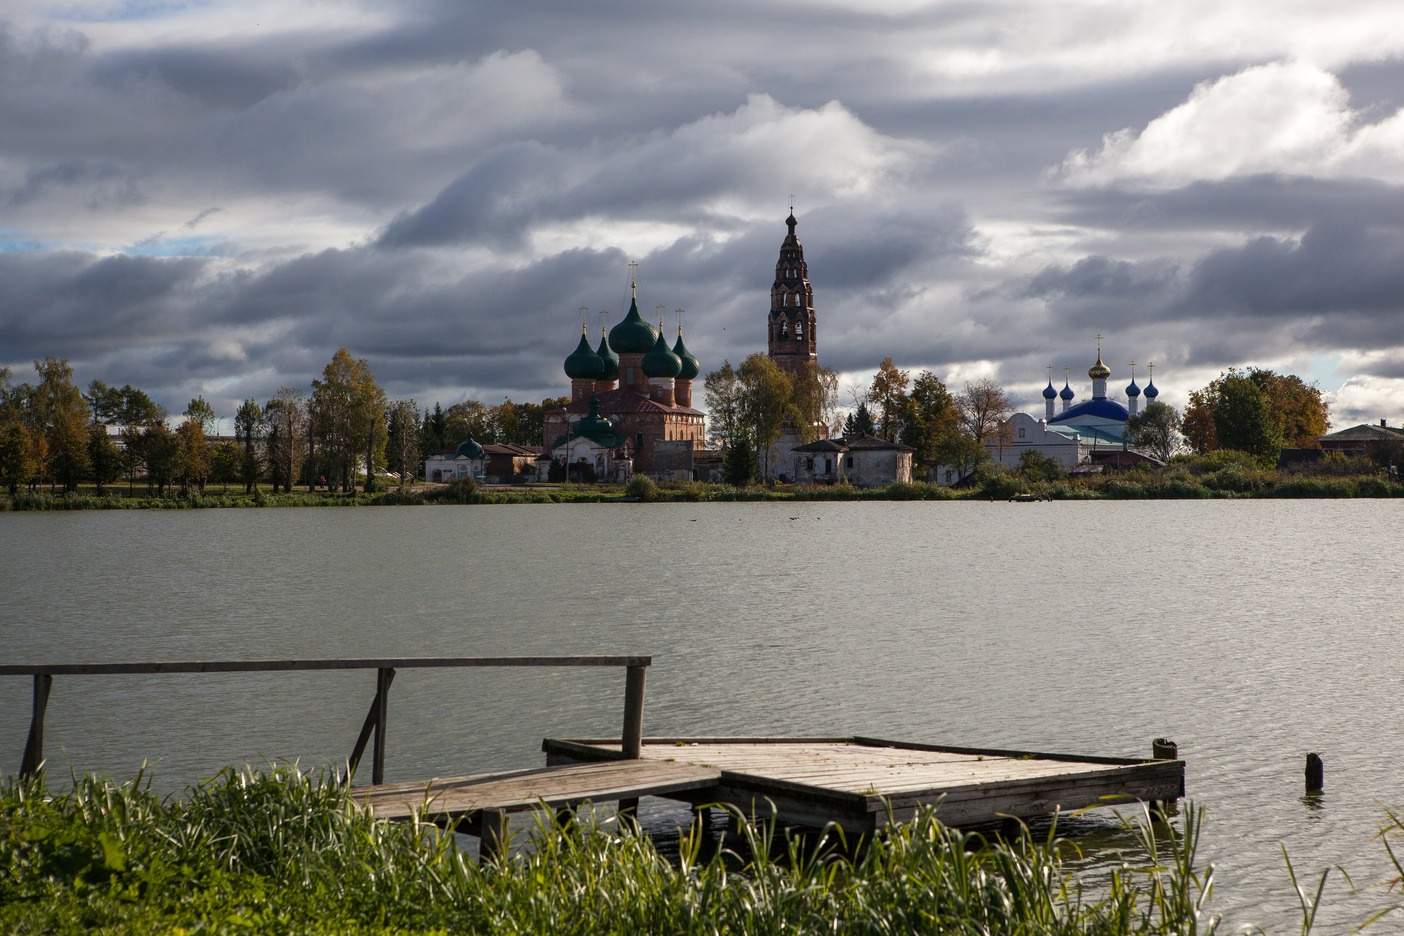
[622,664,646,759]
[373,667,394,785]
[20,673,52,779]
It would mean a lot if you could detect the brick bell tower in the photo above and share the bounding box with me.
[767,211,818,374]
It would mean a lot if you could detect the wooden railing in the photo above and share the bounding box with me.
[1,656,650,785]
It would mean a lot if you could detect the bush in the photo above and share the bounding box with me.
[624,475,658,501]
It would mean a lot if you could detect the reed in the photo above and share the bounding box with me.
[0,765,1267,934]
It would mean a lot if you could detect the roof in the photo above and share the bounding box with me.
[1047,397,1130,425]
[556,387,703,417]
[841,434,914,452]
[792,439,848,453]
[1045,423,1126,445]
[1319,423,1404,443]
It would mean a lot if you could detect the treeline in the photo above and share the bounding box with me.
[703,354,1010,484]
[0,350,567,498]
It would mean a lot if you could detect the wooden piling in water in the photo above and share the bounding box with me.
[1306,753,1324,793]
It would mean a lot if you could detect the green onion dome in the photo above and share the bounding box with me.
[455,433,485,459]
[595,332,620,381]
[608,296,659,354]
[564,331,605,379]
[642,330,683,378]
[673,332,700,380]
[573,395,616,445]
[1088,350,1111,381]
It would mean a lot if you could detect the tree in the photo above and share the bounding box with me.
[310,348,385,492]
[703,361,743,452]
[1247,368,1329,446]
[1017,449,1064,482]
[234,398,265,493]
[185,397,216,433]
[142,422,179,496]
[443,400,493,445]
[1125,401,1183,462]
[176,418,211,494]
[31,358,91,492]
[115,386,163,427]
[868,357,910,442]
[956,378,1011,447]
[722,430,759,486]
[899,370,962,478]
[421,402,448,461]
[1185,369,1290,459]
[843,402,874,438]
[789,364,840,440]
[736,353,795,479]
[264,387,307,494]
[387,399,421,488]
[211,441,242,492]
[87,423,122,493]
[0,368,40,496]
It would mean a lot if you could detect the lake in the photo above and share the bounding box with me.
[2,500,1401,930]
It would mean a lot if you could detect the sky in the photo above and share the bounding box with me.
[4,0,1404,430]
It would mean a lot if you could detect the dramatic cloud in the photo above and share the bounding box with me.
[4,1,1404,430]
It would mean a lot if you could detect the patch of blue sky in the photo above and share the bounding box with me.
[0,238,59,252]
[49,0,211,24]
[123,235,220,257]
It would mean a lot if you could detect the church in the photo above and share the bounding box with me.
[542,274,706,481]
[985,344,1162,472]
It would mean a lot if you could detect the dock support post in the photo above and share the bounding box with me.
[1306,753,1324,794]
[20,673,52,779]
[1150,738,1179,817]
[480,810,508,865]
[347,667,396,785]
[622,664,646,759]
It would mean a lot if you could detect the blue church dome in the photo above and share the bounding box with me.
[1126,379,1141,398]
[1043,380,1057,400]
[1145,379,1159,399]
[1060,380,1075,401]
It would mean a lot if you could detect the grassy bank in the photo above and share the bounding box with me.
[0,766,1233,934]
[5,455,1404,510]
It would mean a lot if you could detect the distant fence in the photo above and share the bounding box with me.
[0,656,650,785]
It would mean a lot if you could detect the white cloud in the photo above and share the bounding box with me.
[1052,61,1404,190]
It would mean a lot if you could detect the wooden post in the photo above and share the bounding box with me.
[20,673,52,779]
[480,809,508,865]
[622,664,646,759]
[1306,753,1324,793]
[1150,738,1179,817]
[372,667,394,786]
[347,667,396,785]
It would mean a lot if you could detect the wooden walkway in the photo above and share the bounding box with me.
[351,736,1184,857]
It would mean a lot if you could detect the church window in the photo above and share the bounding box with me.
[779,320,788,338]
[806,457,814,470]
[636,432,644,450]
[845,456,853,469]
[1018,427,1026,439]
[795,319,803,340]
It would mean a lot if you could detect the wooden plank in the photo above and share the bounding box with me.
[352,760,721,821]
[0,655,652,676]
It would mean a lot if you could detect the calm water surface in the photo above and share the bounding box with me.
[2,500,1401,931]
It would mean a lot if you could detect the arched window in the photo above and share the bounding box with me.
[795,319,803,340]
[779,320,788,339]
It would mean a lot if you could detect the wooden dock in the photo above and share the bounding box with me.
[351,735,1183,858]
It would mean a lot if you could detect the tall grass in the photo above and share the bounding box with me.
[0,765,1254,934]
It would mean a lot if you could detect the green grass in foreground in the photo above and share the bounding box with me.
[0,765,1236,935]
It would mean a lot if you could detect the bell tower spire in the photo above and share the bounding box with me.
[767,208,818,374]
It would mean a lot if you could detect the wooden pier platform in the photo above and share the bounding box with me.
[544,737,1184,833]
[351,735,1183,858]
